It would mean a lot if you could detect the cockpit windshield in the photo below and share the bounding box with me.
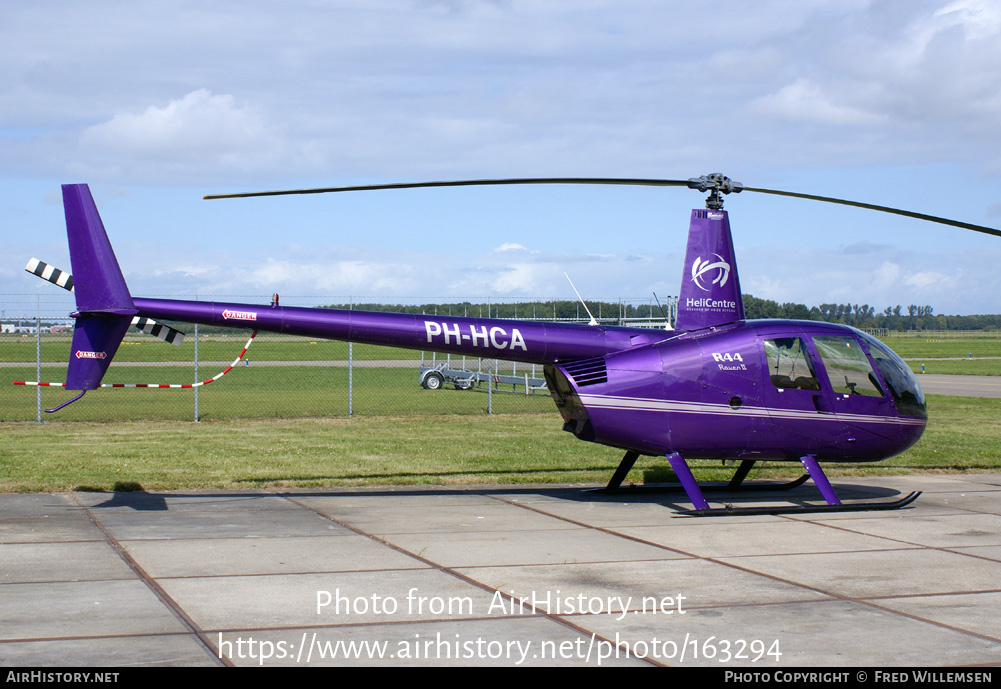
[856,331,927,418]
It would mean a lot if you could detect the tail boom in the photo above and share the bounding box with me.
[131,297,668,364]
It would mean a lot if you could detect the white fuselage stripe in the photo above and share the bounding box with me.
[577,394,926,426]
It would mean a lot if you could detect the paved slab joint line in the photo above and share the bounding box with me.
[67,493,232,667]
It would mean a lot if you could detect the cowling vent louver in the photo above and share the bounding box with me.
[561,357,608,386]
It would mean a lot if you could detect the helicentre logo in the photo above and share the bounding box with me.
[691,254,731,291]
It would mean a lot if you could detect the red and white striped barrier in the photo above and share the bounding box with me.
[14,331,257,389]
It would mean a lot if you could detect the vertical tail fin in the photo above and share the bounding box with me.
[64,184,135,314]
[674,209,744,331]
[62,184,137,391]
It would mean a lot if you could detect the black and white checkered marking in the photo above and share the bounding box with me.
[25,257,185,346]
[25,258,74,291]
[131,316,184,345]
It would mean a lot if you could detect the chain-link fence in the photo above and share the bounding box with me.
[2,294,674,423]
[2,332,560,422]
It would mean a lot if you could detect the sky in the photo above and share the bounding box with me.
[3,0,1001,320]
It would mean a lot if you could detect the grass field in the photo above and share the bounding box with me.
[878,335,1000,375]
[3,364,553,422]
[2,331,548,422]
[881,335,1001,359]
[906,360,1001,376]
[1,395,997,493]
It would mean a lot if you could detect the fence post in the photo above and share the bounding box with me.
[194,323,199,422]
[35,296,41,423]
[348,298,353,417]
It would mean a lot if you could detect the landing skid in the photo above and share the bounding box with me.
[591,451,921,516]
[682,490,921,517]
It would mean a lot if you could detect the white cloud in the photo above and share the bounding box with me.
[245,258,424,295]
[933,0,1001,41]
[1,2,999,181]
[832,2,1001,130]
[492,243,528,252]
[82,90,265,155]
[750,79,886,127]
[869,261,904,292]
[75,90,307,179]
[490,263,543,293]
[736,244,1001,315]
[904,269,958,292]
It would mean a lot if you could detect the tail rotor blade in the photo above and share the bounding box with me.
[25,258,74,292]
[131,317,185,346]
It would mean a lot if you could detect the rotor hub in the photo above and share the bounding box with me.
[687,173,744,210]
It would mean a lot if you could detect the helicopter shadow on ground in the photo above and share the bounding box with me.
[74,482,169,511]
[72,473,912,513]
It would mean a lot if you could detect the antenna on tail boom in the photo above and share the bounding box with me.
[564,273,599,327]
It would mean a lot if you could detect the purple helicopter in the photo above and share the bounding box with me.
[25,175,1001,515]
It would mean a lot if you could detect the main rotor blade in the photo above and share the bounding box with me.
[743,186,1001,238]
[204,177,691,200]
[204,175,1001,238]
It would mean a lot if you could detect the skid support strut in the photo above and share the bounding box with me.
[603,450,640,492]
[592,453,809,495]
[800,454,840,505]
[667,453,709,510]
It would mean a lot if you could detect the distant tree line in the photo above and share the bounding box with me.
[321,300,665,321]
[740,295,1001,331]
[334,296,1001,331]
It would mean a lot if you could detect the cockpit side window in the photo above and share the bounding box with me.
[813,336,883,397]
[763,337,821,391]
[856,331,927,418]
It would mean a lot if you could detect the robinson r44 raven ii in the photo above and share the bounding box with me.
[21,174,1001,515]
